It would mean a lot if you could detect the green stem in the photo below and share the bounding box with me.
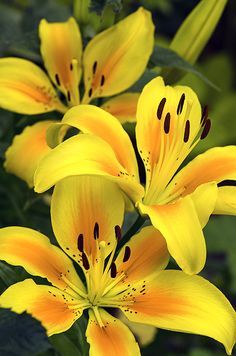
[118,214,146,249]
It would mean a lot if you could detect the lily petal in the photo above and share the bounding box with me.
[214,186,236,215]
[167,146,236,198]
[115,226,169,283]
[138,195,206,275]
[0,226,84,292]
[39,18,82,106]
[5,121,55,187]
[82,7,154,102]
[86,309,140,356]
[0,58,66,114]
[120,271,236,355]
[190,182,218,227]
[47,105,139,178]
[34,134,144,203]
[101,93,139,124]
[51,176,125,265]
[0,279,83,336]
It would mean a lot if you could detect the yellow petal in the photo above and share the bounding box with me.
[39,17,82,106]
[34,134,144,203]
[86,309,140,356]
[5,121,55,187]
[0,279,83,336]
[214,186,236,215]
[190,182,218,227]
[51,176,125,265]
[138,195,206,275]
[135,76,202,200]
[47,105,139,178]
[0,226,84,292]
[82,7,154,102]
[167,146,236,198]
[101,93,139,124]
[115,226,169,283]
[120,271,236,355]
[0,58,66,114]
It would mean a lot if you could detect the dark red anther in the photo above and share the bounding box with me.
[77,234,84,252]
[115,225,122,242]
[183,120,190,143]
[110,262,117,278]
[93,61,97,75]
[164,112,171,134]
[55,73,60,86]
[100,75,105,87]
[94,222,99,240]
[82,252,90,270]
[201,105,208,125]
[123,246,131,263]
[156,98,166,120]
[177,93,185,115]
[200,119,211,140]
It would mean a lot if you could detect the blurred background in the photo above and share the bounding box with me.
[0,0,236,355]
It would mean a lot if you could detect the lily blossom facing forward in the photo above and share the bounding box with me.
[34,77,236,275]
[0,8,153,114]
[0,176,236,355]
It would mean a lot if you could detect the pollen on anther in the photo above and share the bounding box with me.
[88,88,93,98]
[201,105,208,125]
[77,234,84,252]
[156,98,166,120]
[115,225,122,242]
[164,112,171,134]
[200,119,211,140]
[110,262,117,278]
[82,252,90,270]
[183,120,190,143]
[94,222,99,240]
[93,61,97,74]
[55,73,60,86]
[123,246,131,263]
[100,75,105,87]
[177,93,185,115]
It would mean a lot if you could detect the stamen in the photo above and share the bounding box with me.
[123,246,131,262]
[94,222,99,240]
[55,74,60,86]
[110,262,117,278]
[115,225,122,242]
[200,119,211,140]
[100,75,105,87]
[67,90,71,102]
[77,234,84,252]
[156,98,166,120]
[93,61,97,75]
[88,88,93,98]
[164,112,171,134]
[82,252,90,270]
[201,105,208,125]
[177,93,185,115]
[183,120,190,143]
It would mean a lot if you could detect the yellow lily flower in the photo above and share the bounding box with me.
[2,9,152,186]
[34,77,236,275]
[0,176,235,355]
[0,9,153,115]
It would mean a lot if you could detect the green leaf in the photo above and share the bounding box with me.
[50,333,82,356]
[150,45,219,89]
[0,309,50,356]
